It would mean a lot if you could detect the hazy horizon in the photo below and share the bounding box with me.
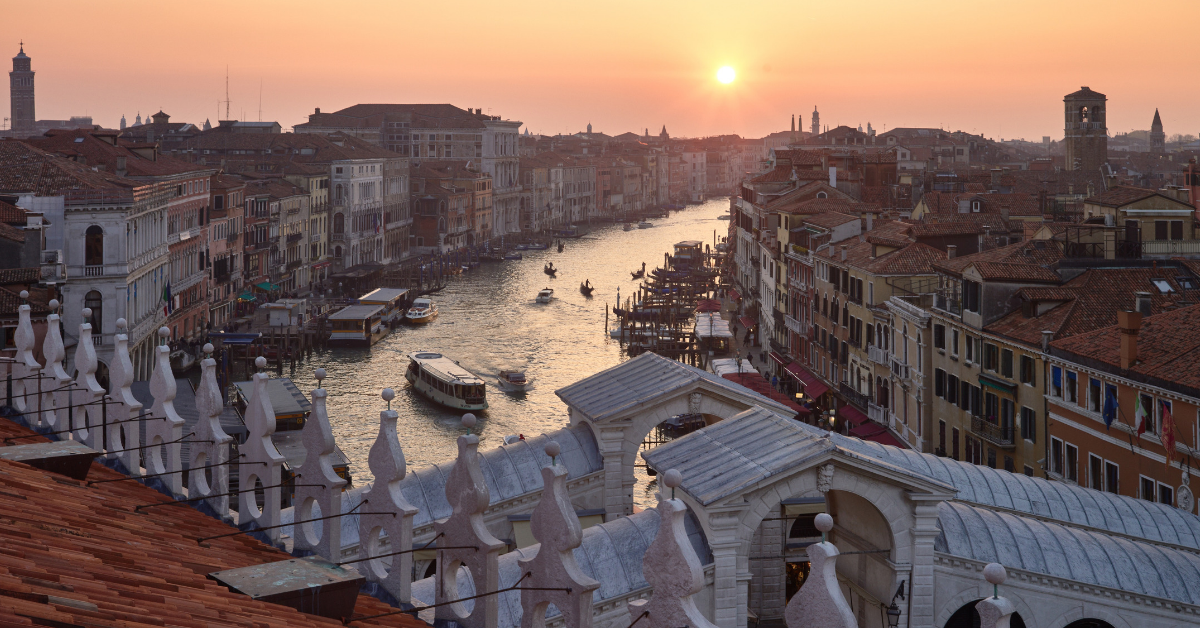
[5,0,1198,141]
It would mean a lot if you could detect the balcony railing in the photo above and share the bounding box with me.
[331,233,346,241]
[286,233,304,243]
[934,293,962,316]
[868,344,889,366]
[84,265,104,277]
[838,382,871,410]
[867,402,887,424]
[1142,239,1200,256]
[891,359,909,379]
[971,415,1015,448]
[769,338,789,355]
[784,314,801,334]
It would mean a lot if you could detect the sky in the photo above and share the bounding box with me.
[4,0,1198,141]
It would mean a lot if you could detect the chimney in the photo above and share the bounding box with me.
[865,213,873,231]
[840,244,847,261]
[314,107,320,114]
[1041,330,1053,353]
[1118,310,1142,369]
[946,244,957,259]
[1135,291,1152,316]
[116,156,127,175]
[829,166,837,188]
[990,168,1002,189]
[1000,204,1010,221]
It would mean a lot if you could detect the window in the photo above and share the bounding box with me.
[1139,393,1156,434]
[1141,476,1157,501]
[1004,455,1014,472]
[951,329,960,356]
[1066,443,1078,482]
[935,368,945,398]
[1105,461,1119,495]
[1051,437,1064,476]
[1156,399,1172,437]
[946,374,959,404]
[984,343,999,371]
[1020,355,1034,385]
[960,381,971,411]
[1088,378,1102,413]
[1051,366,1063,397]
[1089,454,1104,490]
[965,335,974,362]
[85,225,104,266]
[952,427,960,460]
[939,420,947,454]
[987,447,996,468]
[1020,407,1036,442]
[1000,349,1013,378]
[933,324,945,349]
[1159,484,1174,506]
[963,280,981,313]
[1065,370,1078,403]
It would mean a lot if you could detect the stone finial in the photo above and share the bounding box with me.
[359,399,418,603]
[189,344,232,517]
[293,376,347,560]
[38,309,69,430]
[72,315,105,448]
[784,515,856,628]
[146,343,185,495]
[434,431,506,628]
[239,369,286,542]
[520,462,600,628]
[8,300,39,414]
[105,316,143,475]
[975,564,1015,628]
[462,412,477,431]
[628,471,716,628]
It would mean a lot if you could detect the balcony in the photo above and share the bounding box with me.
[331,233,346,242]
[769,338,788,355]
[934,293,962,316]
[773,307,786,328]
[311,233,322,243]
[867,344,889,366]
[287,260,302,271]
[226,232,240,244]
[971,415,1015,448]
[1142,239,1200,257]
[84,265,104,277]
[784,314,801,334]
[868,402,887,424]
[890,359,909,380]
[838,382,871,410]
[286,233,304,243]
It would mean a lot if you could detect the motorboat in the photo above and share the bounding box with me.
[504,252,523,260]
[406,352,487,411]
[580,280,595,296]
[405,298,438,324]
[527,242,549,250]
[623,223,635,231]
[497,370,531,393]
[536,288,554,303]
[718,214,732,220]
[514,244,530,251]
[637,221,653,229]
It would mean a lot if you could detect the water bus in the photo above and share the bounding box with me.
[328,304,389,347]
[358,288,409,325]
[406,352,488,411]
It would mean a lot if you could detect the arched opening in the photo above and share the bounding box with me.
[1064,621,1115,628]
[333,212,344,234]
[816,191,828,199]
[85,290,102,339]
[943,600,1027,628]
[335,184,343,202]
[85,225,104,266]
[1080,106,1090,123]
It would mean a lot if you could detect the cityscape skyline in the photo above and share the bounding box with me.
[4,0,1199,140]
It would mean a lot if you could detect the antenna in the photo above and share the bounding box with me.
[223,66,231,120]
[258,79,262,122]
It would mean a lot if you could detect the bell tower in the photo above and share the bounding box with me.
[811,106,820,137]
[1150,109,1165,154]
[1063,86,1107,173]
[9,42,35,136]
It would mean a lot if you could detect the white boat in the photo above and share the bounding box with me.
[406,298,438,324]
[638,221,654,229]
[497,370,531,393]
[536,288,554,303]
[405,352,488,411]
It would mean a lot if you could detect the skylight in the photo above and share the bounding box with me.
[1151,279,1173,294]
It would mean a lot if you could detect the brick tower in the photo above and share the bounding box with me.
[9,42,34,136]
[1150,108,1165,154]
[1063,86,1107,173]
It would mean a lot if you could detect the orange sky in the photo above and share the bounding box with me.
[4,0,1198,141]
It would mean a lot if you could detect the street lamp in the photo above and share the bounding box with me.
[886,581,905,628]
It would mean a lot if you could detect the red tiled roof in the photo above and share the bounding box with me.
[27,129,213,178]
[1083,185,1161,208]
[967,261,1061,283]
[0,200,28,225]
[865,242,946,275]
[0,222,24,243]
[0,268,43,285]
[910,222,983,237]
[799,212,858,230]
[933,239,1063,277]
[0,141,135,196]
[0,417,425,628]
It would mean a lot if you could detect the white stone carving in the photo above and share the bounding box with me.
[239,357,286,542]
[189,344,232,517]
[39,304,70,430]
[688,392,702,416]
[11,293,41,416]
[976,563,1015,628]
[627,468,716,628]
[519,443,600,628]
[783,514,855,628]
[105,318,143,475]
[817,464,835,494]
[435,415,506,628]
[145,328,185,495]
[72,309,105,448]
[1179,485,1194,512]
[358,387,418,604]
[293,369,347,560]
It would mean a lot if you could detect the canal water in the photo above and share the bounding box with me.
[288,198,729,508]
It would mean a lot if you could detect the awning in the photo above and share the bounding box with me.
[979,374,1017,395]
[254,282,280,292]
[311,261,333,269]
[738,316,756,328]
[695,299,722,313]
[770,351,787,365]
[729,290,742,301]
[838,405,870,428]
[236,292,257,302]
[848,421,909,449]
[785,362,830,399]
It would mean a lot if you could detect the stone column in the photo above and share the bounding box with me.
[708,510,746,628]
[598,425,629,520]
[907,498,943,627]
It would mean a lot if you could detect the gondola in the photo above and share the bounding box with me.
[580,280,595,296]
[557,240,565,253]
[544,263,557,276]
[630,269,645,279]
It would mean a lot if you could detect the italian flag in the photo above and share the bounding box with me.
[1161,401,1177,469]
[1134,395,1147,436]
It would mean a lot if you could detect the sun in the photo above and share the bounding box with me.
[716,66,736,84]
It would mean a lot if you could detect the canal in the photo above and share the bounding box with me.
[287,198,729,507]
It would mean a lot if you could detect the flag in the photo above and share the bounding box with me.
[1102,385,1117,431]
[162,282,172,316]
[1161,400,1177,469]
[1135,395,1148,437]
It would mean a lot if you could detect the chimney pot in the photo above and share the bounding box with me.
[1041,330,1053,352]
[1117,310,1143,369]
[840,244,847,261]
[1135,291,1152,316]
[946,244,957,259]
[315,107,320,114]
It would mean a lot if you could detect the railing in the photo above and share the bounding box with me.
[838,382,871,410]
[91,333,105,347]
[868,402,887,424]
[311,234,322,243]
[286,233,304,243]
[784,314,801,334]
[868,344,889,366]
[971,415,1015,448]
[331,233,346,241]
[891,359,909,379]
[226,232,240,244]
[934,293,962,316]
[769,338,789,355]
[84,265,104,277]
[1142,239,1200,255]
[287,260,302,271]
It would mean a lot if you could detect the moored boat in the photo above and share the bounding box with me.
[329,304,390,347]
[358,288,410,325]
[504,252,523,260]
[637,221,653,229]
[527,242,549,250]
[405,352,487,411]
[405,298,438,324]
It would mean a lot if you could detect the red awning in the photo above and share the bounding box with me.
[848,422,908,449]
[729,290,742,301]
[738,316,756,328]
[838,405,870,428]
[769,351,787,365]
[695,299,722,312]
[722,373,809,415]
[785,362,830,399]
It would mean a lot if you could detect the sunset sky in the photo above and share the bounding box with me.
[5,0,1197,141]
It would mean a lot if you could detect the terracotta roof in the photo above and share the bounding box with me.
[865,242,946,275]
[1064,86,1107,100]
[967,261,1060,283]
[0,268,43,285]
[296,103,491,131]
[0,200,28,225]
[933,239,1063,277]
[910,222,983,237]
[750,166,794,183]
[1084,185,1162,208]
[27,129,212,178]
[0,417,425,628]
[799,212,858,230]
[0,141,135,196]
[243,178,307,199]
[1051,302,1200,391]
[863,220,915,247]
[0,286,52,317]
[0,221,25,243]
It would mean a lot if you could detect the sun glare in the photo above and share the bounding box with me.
[717,66,736,84]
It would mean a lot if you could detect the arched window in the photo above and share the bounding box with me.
[333,213,344,234]
[85,226,104,266]
[334,245,342,258]
[85,290,103,336]
[1080,106,1089,123]
[335,184,343,201]
[816,191,828,199]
